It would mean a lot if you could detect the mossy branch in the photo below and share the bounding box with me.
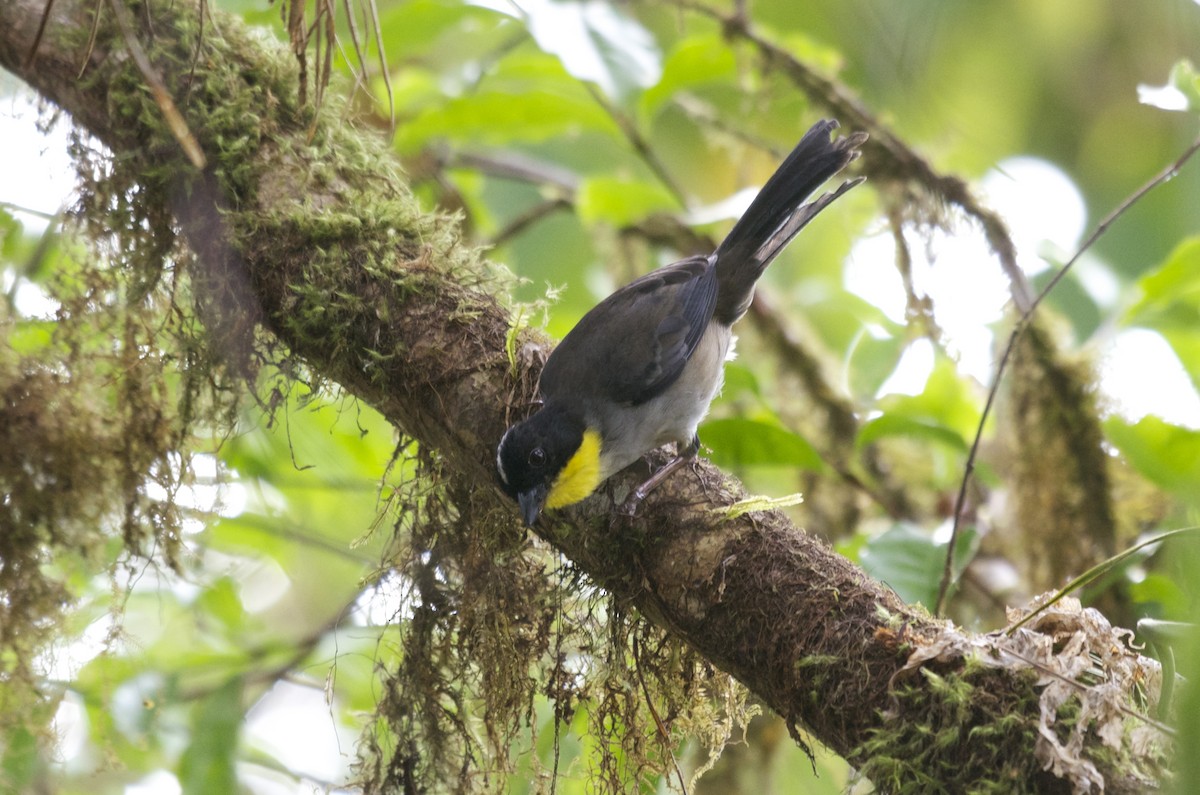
[0,0,1168,791]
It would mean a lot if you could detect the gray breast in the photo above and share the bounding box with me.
[594,323,733,479]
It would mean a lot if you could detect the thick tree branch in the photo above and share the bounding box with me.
[0,1,1167,791]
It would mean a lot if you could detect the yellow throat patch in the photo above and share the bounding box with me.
[545,429,603,509]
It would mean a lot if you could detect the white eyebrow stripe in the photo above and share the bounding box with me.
[496,426,513,485]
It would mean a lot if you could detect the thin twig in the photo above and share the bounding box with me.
[452,149,581,193]
[1002,526,1200,636]
[583,82,690,209]
[365,0,394,131]
[934,134,1200,616]
[106,0,206,168]
[328,0,393,130]
[184,0,205,102]
[550,560,565,795]
[632,633,689,795]
[78,0,103,78]
[23,0,55,67]
[886,201,942,342]
[489,197,573,248]
[315,0,336,110]
[999,647,1176,738]
[338,0,368,98]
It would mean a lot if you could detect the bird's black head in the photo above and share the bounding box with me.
[496,403,588,526]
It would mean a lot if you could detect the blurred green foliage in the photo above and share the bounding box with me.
[3,0,1200,791]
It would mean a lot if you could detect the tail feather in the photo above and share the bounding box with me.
[713,120,866,323]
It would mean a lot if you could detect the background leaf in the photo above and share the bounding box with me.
[858,523,980,608]
[700,416,825,472]
[178,677,242,795]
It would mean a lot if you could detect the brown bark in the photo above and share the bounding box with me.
[0,1,1163,791]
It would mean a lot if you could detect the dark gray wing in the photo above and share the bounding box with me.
[539,255,718,407]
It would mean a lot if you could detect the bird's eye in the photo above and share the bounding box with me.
[528,447,546,466]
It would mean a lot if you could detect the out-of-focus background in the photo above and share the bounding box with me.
[2,0,1199,792]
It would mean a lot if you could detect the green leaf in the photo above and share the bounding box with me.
[196,577,246,634]
[6,319,55,355]
[641,34,737,116]
[2,727,43,791]
[178,677,242,795]
[1175,628,1200,789]
[857,414,969,452]
[719,491,804,520]
[846,329,907,400]
[1170,59,1200,112]
[802,289,896,364]
[700,417,825,471]
[1105,415,1200,499]
[1125,237,1200,327]
[1124,238,1200,390]
[374,68,442,118]
[859,523,978,608]
[1156,328,1200,393]
[719,362,763,402]
[1129,573,1190,619]
[378,0,502,58]
[0,206,21,259]
[576,176,679,226]
[519,0,661,102]
[396,87,618,152]
[858,355,980,451]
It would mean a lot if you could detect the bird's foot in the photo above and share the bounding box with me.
[617,436,701,517]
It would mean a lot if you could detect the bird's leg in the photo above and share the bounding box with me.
[619,434,701,516]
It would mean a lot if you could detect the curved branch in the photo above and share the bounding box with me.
[0,1,1165,791]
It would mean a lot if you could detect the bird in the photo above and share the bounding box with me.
[496,119,867,526]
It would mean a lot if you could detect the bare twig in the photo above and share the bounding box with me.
[885,201,942,341]
[1000,646,1175,737]
[583,82,690,209]
[451,149,582,193]
[1002,526,1200,636]
[489,197,572,248]
[314,0,335,111]
[78,0,102,78]
[106,0,206,168]
[364,0,393,130]
[337,0,367,87]
[23,0,54,67]
[632,632,689,795]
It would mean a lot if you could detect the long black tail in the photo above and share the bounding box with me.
[713,120,866,323]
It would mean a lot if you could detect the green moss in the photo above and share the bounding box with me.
[852,666,1045,794]
[14,4,750,794]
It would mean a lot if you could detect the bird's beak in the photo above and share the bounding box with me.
[518,486,547,527]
